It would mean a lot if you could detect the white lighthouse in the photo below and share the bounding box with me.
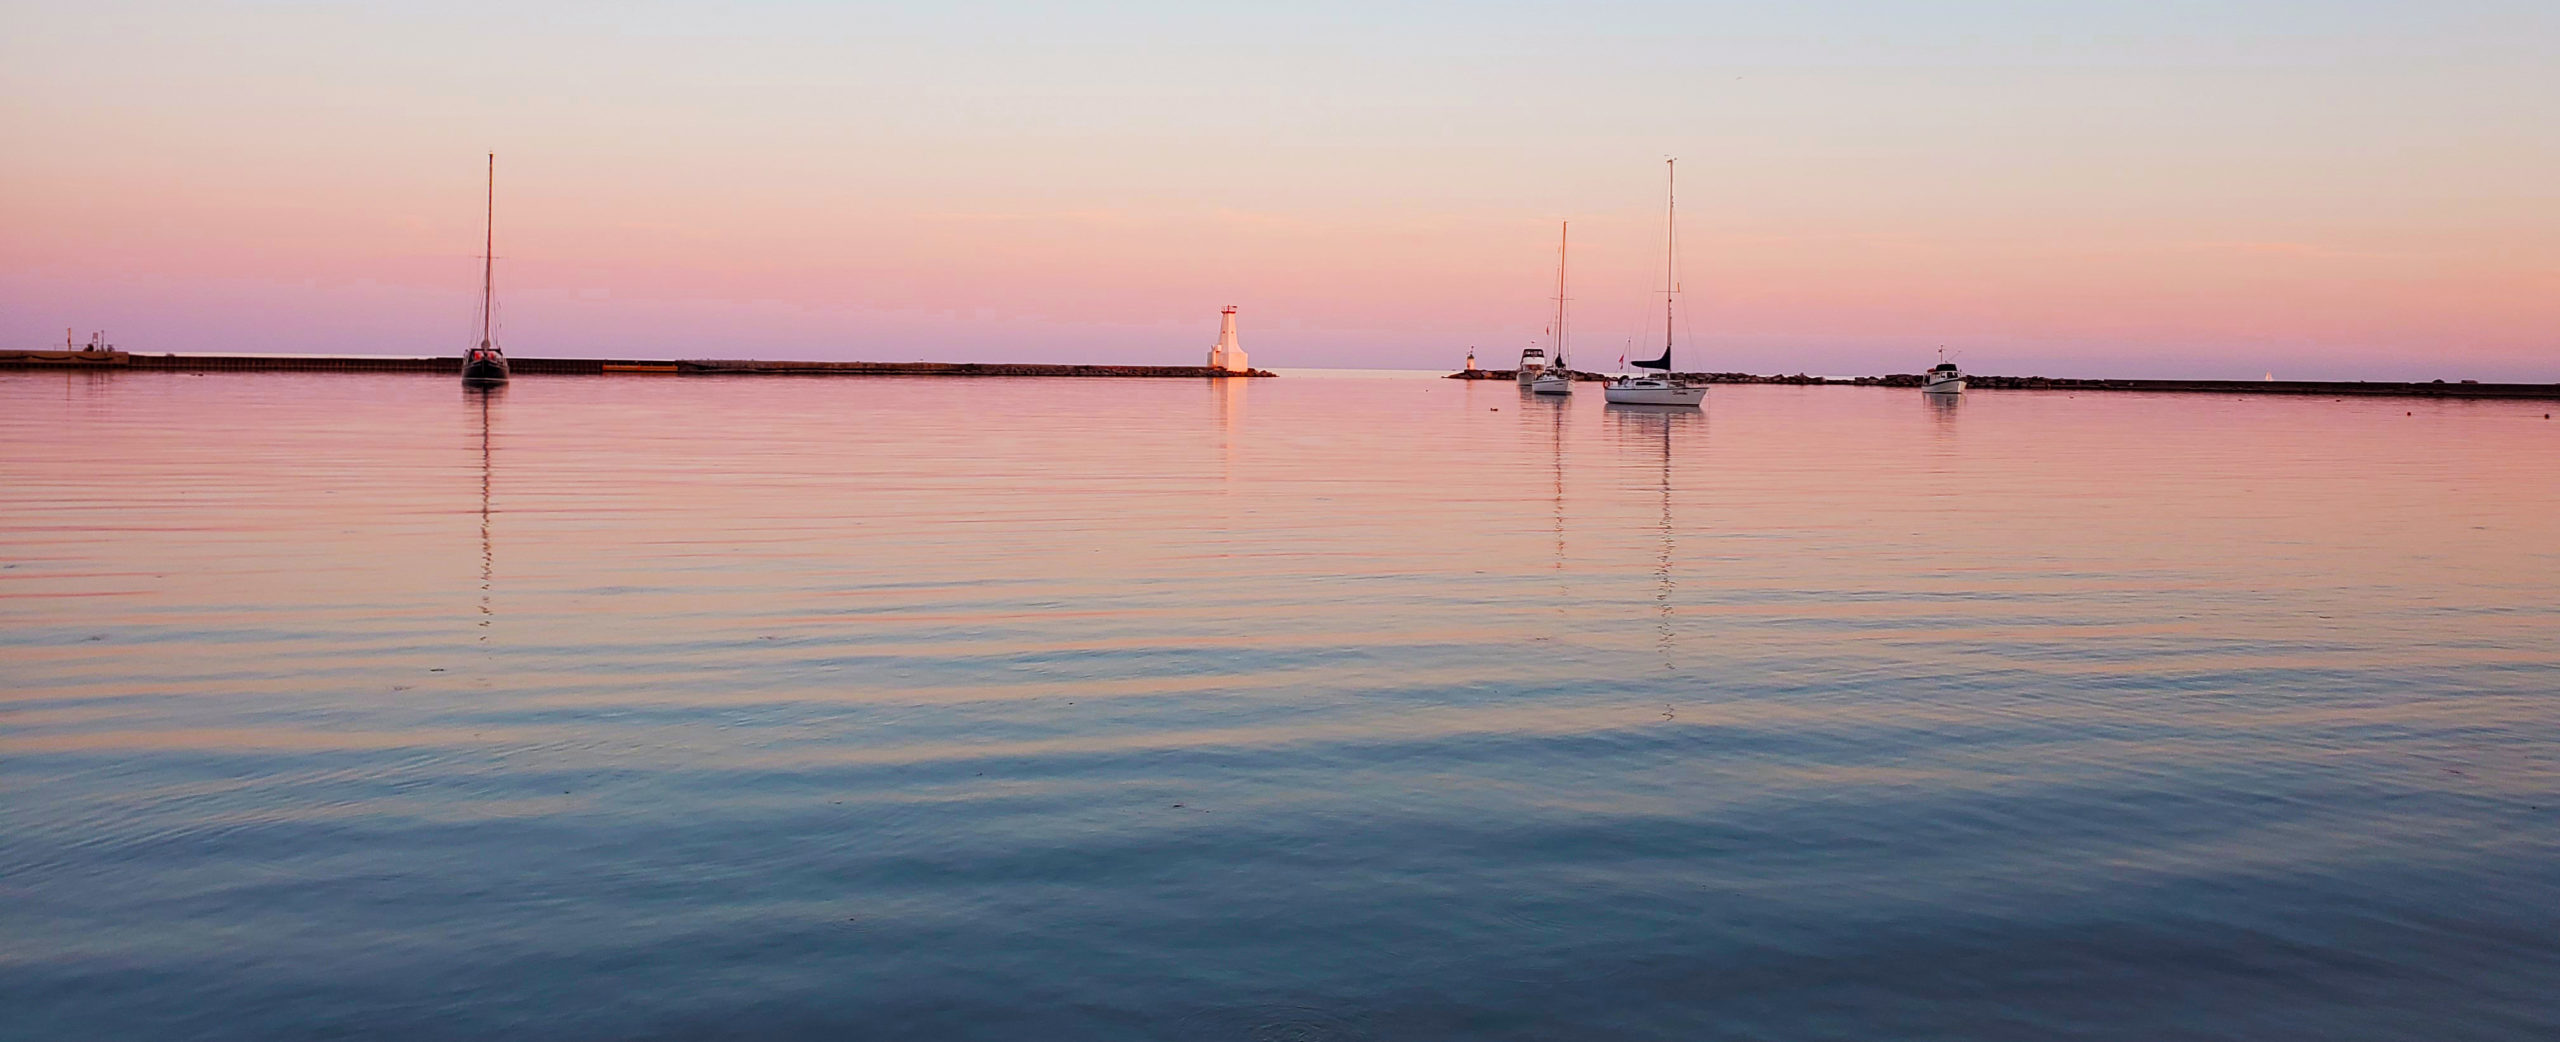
[1206,306,1250,372]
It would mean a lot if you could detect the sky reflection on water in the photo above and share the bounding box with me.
[4,371,2558,1041]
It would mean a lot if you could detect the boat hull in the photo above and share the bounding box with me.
[1603,382,1704,406]
[461,357,511,385]
[1530,375,1574,396]
[1921,377,1964,394]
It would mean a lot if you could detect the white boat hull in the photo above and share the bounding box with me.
[1516,368,1542,386]
[1922,377,1965,394]
[1530,375,1574,395]
[1603,381,1704,406]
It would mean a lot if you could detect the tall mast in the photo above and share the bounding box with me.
[1663,157,1676,362]
[1554,220,1569,368]
[480,153,495,350]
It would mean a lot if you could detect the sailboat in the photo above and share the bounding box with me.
[461,153,511,386]
[1605,158,1705,407]
[1530,221,1575,396]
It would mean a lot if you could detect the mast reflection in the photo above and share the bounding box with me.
[471,385,500,643]
[1610,406,1703,675]
[1548,393,1569,600]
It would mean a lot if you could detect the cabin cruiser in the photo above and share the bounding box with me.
[1515,346,1547,385]
[1922,349,1963,394]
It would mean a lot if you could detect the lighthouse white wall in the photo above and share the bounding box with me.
[1207,307,1249,372]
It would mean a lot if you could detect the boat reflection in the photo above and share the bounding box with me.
[469,385,501,642]
[1927,388,1962,430]
[1547,391,1570,618]
[1610,407,1702,676]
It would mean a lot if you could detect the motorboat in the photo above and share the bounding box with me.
[1515,346,1547,385]
[1922,348,1964,394]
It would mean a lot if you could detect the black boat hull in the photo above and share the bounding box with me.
[461,357,510,385]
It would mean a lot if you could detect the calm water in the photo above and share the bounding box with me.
[5,370,2558,1041]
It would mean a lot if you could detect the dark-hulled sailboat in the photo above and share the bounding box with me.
[461,153,511,387]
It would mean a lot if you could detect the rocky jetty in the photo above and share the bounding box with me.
[1445,368,2559,399]
[1446,369,1612,382]
[1450,369,1877,385]
[1911,374,2558,398]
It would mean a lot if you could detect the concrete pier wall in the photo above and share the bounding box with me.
[1,351,1274,379]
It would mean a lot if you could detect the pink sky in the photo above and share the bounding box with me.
[5,1,2555,379]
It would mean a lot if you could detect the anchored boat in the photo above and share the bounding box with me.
[1530,222,1575,396]
[1515,346,1547,385]
[1605,158,1704,408]
[1922,348,1964,395]
[461,153,511,387]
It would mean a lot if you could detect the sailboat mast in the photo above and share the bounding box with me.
[1663,157,1676,362]
[480,153,495,350]
[1555,220,1569,369]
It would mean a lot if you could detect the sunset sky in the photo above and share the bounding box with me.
[5,0,2555,379]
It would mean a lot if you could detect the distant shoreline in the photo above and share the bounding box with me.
[0,351,1273,379]
[1445,368,2560,401]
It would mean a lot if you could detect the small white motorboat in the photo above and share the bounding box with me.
[1922,348,1964,395]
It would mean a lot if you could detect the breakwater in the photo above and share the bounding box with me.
[0,350,1272,378]
[1447,368,2560,400]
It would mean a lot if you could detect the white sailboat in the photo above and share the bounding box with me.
[1922,347,1965,394]
[1531,221,1575,396]
[1606,158,1704,407]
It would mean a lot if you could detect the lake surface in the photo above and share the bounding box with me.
[5,369,2558,1041]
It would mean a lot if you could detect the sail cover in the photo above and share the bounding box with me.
[1632,348,1672,371]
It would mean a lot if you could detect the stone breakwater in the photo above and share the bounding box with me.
[1445,368,2560,400]
[1448,369,1880,385]
[0,351,1273,379]
[1448,369,1615,382]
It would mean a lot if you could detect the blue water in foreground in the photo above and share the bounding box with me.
[5,370,2558,1040]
